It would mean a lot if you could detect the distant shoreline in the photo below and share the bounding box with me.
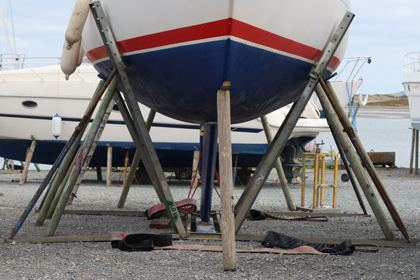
[348,106,410,119]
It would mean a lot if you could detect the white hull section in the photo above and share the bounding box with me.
[83,0,350,65]
[403,52,420,130]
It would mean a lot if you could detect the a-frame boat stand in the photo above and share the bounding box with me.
[5,3,411,249]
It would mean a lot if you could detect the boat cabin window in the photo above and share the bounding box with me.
[22,100,38,108]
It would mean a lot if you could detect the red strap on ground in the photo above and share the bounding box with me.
[146,198,197,219]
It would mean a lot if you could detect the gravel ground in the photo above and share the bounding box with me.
[0,167,419,279]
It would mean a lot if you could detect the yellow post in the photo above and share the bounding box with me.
[301,153,306,207]
[320,154,326,207]
[333,154,339,208]
[313,154,319,207]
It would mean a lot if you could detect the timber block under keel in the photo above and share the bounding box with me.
[150,218,171,229]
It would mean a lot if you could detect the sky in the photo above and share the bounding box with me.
[1,0,420,95]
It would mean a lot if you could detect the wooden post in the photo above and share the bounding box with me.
[19,139,37,185]
[107,145,113,187]
[47,166,73,219]
[409,128,415,174]
[217,81,237,271]
[118,109,156,208]
[46,78,118,236]
[315,83,395,240]
[416,130,419,175]
[69,99,116,204]
[260,115,295,211]
[35,80,109,227]
[324,80,410,242]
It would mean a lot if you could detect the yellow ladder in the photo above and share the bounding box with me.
[301,152,339,209]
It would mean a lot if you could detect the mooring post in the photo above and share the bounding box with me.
[315,83,395,240]
[118,109,156,208]
[46,78,118,236]
[19,137,37,185]
[233,11,354,233]
[217,81,237,271]
[323,79,410,242]
[260,115,296,211]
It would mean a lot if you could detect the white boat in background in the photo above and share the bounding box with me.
[0,56,328,179]
[311,57,371,129]
[402,52,420,130]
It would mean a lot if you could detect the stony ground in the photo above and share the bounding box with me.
[0,167,419,279]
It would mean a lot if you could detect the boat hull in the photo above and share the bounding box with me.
[82,0,350,124]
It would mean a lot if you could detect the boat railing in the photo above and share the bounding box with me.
[404,52,420,75]
[333,56,372,82]
[0,54,95,82]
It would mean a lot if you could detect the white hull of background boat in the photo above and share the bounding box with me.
[0,62,328,169]
[403,52,420,130]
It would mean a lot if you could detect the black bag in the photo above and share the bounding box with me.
[262,231,355,255]
[112,233,172,251]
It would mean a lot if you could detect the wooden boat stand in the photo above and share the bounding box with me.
[6,4,411,256]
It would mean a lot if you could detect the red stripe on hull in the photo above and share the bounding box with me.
[86,18,340,69]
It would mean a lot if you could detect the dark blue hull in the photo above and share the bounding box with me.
[94,40,324,124]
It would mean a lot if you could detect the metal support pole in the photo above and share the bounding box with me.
[46,78,118,236]
[118,109,156,208]
[19,138,37,185]
[217,81,237,271]
[234,12,354,233]
[200,123,218,223]
[90,1,186,237]
[323,79,410,242]
[260,115,295,211]
[315,83,395,240]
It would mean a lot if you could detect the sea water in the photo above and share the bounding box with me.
[316,114,413,168]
